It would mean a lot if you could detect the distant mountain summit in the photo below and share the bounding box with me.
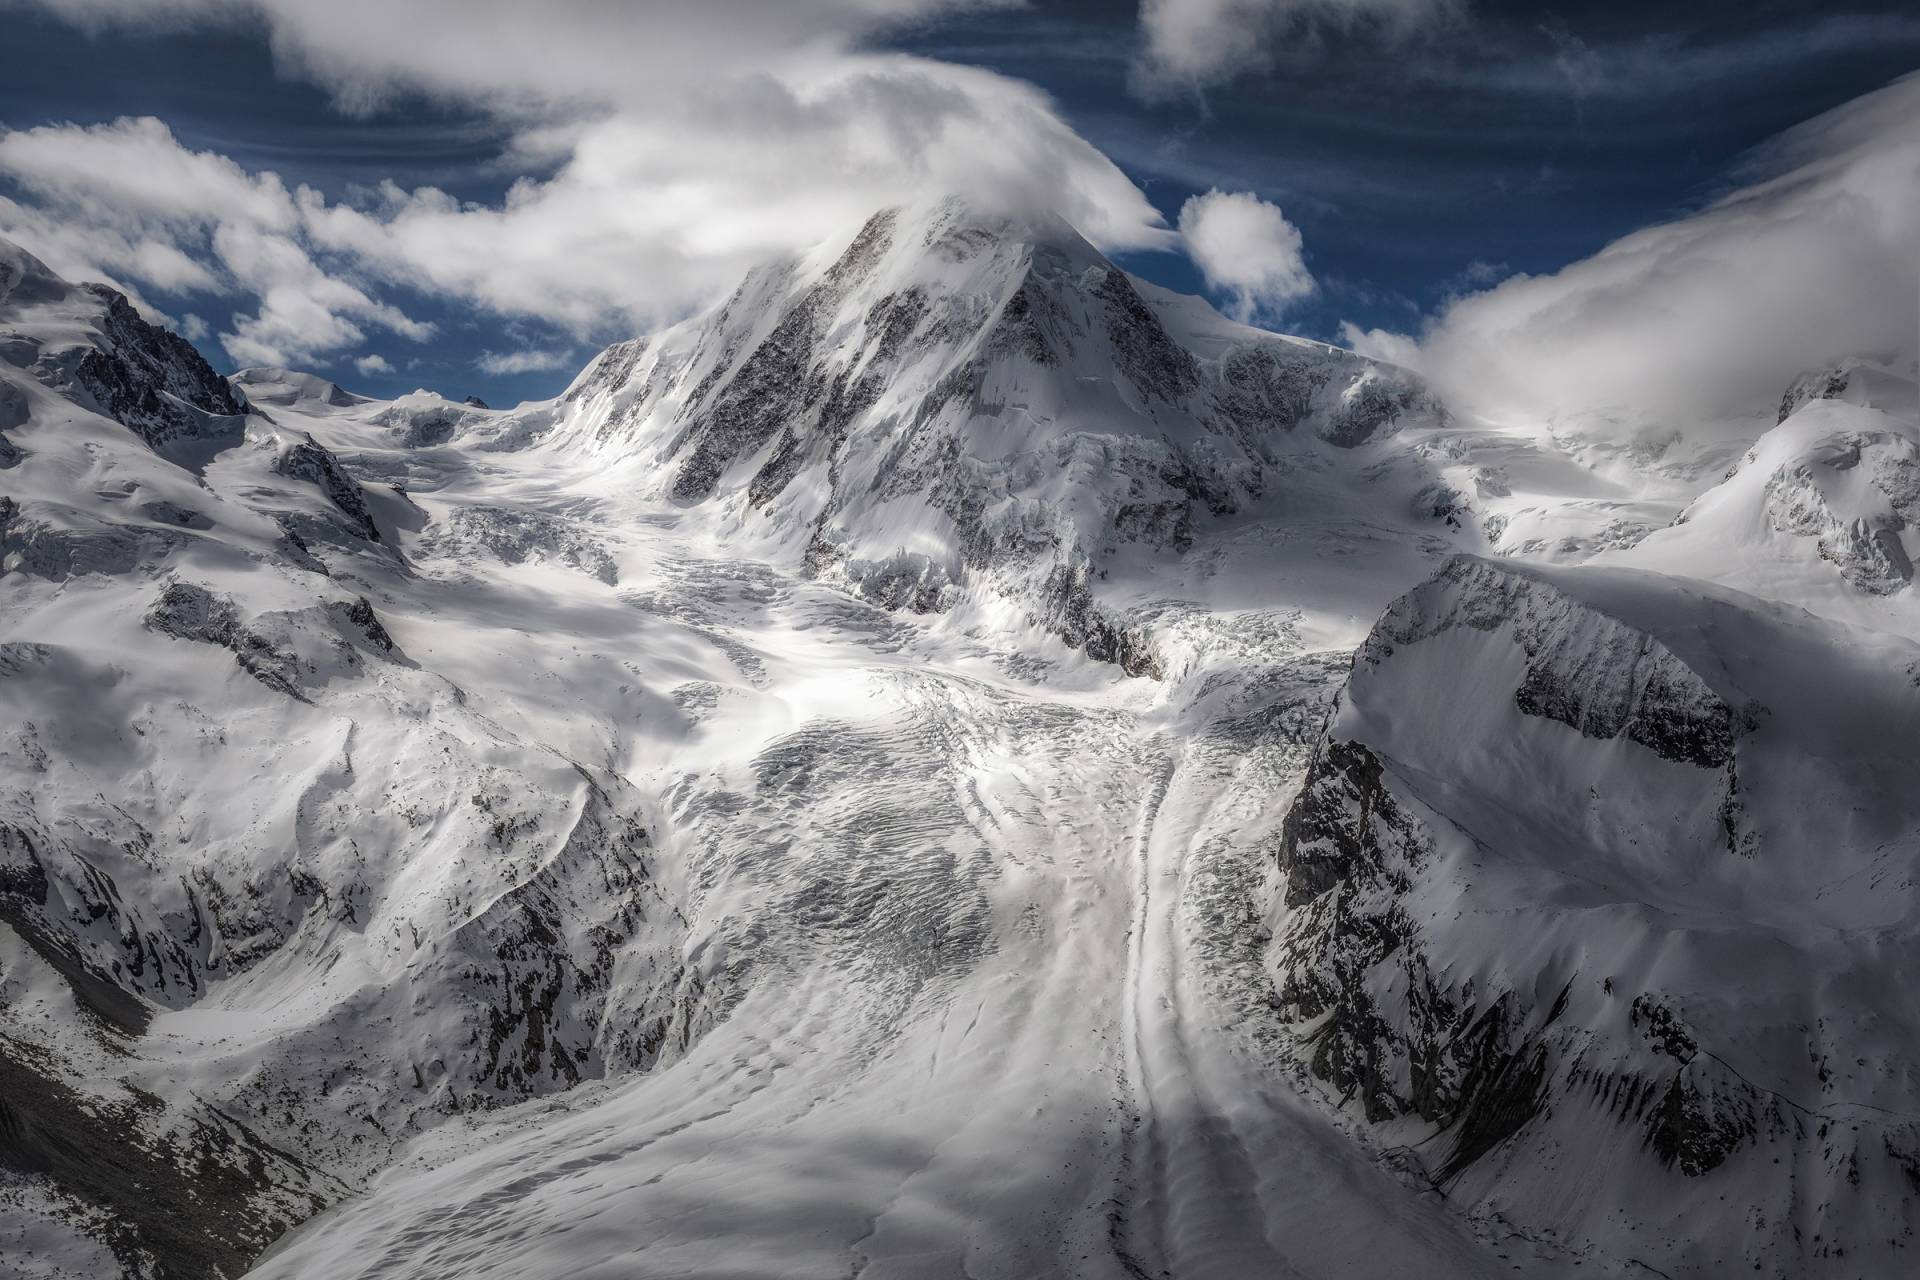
[552,197,1445,672]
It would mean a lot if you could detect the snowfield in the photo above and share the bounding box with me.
[2,205,1919,1279]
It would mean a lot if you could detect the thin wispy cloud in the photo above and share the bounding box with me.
[1459,13,1920,102]
[477,348,573,376]
[1135,0,1459,92]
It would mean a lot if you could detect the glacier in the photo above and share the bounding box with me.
[2,200,1919,1279]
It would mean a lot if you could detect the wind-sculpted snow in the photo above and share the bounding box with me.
[1275,554,1920,1273]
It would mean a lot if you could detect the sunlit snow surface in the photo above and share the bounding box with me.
[4,216,1920,1279]
[226,384,1514,1280]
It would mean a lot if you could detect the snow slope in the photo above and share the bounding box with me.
[1275,554,1920,1273]
[1610,362,1920,635]
[4,205,1919,1280]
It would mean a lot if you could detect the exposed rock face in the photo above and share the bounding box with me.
[0,379,26,430]
[1213,344,1328,435]
[273,439,382,543]
[1622,366,1920,612]
[2,500,161,579]
[1318,367,1425,447]
[1270,553,1920,1267]
[66,284,247,449]
[1088,265,1200,402]
[339,596,397,653]
[144,581,309,700]
[1762,429,1920,593]
[1772,358,1912,424]
[373,400,480,448]
[668,209,899,504]
[1361,556,1752,767]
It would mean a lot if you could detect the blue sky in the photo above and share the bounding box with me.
[1,0,1915,407]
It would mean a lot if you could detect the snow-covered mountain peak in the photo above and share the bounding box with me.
[10,203,1920,1280]
[0,236,68,310]
[1776,356,1918,423]
[231,366,369,410]
[546,199,1451,671]
[1611,364,1920,631]
[0,234,247,458]
[1277,550,1920,1269]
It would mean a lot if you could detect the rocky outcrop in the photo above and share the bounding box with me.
[668,210,898,502]
[1213,343,1328,435]
[1270,553,1920,1269]
[1317,366,1424,447]
[272,439,382,543]
[1041,561,1162,678]
[1362,556,1755,766]
[144,581,308,700]
[1761,429,1920,594]
[66,284,248,450]
[0,378,27,430]
[1274,731,1559,1171]
[2,499,160,580]
[372,400,481,448]
[1089,266,1199,402]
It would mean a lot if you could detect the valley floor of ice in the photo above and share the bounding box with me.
[203,420,1589,1279]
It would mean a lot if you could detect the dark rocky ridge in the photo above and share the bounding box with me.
[1267,552,1905,1253]
[1360,556,1754,768]
[67,283,248,450]
[272,439,383,543]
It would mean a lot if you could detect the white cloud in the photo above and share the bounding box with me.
[1177,189,1315,322]
[1337,321,1422,369]
[0,116,435,367]
[1137,0,1455,89]
[1411,71,1920,427]
[5,0,1173,359]
[354,353,394,375]
[477,349,574,376]
[298,55,1172,334]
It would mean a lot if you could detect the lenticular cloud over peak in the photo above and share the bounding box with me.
[1,1,1174,365]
